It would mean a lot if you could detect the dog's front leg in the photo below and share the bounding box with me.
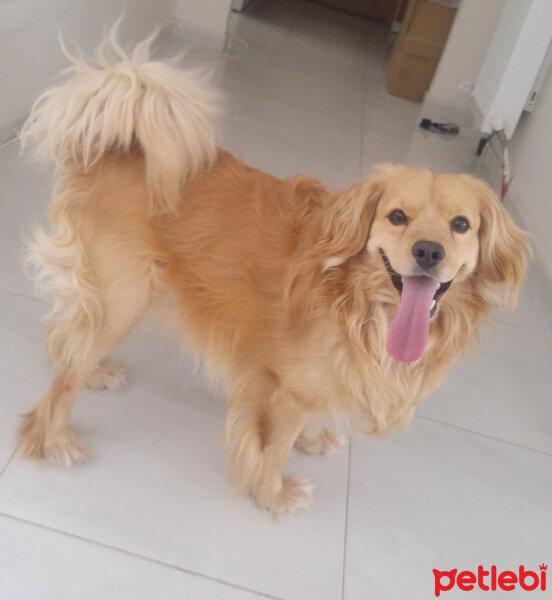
[226,380,313,515]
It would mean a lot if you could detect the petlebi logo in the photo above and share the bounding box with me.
[433,564,547,596]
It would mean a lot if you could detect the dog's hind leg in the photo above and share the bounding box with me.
[19,361,99,466]
[18,298,147,466]
[19,249,153,466]
[18,297,149,465]
[226,374,313,514]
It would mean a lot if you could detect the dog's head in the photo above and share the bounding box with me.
[319,164,529,362]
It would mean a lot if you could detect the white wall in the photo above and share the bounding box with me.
[175,0,232,35]
[0,0,181,143]
[427,0,552,298]
[509,65,552,285]
[427,0,505,110]
[472,0,552,138]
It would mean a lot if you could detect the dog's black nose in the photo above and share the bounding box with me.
[411,241,445,270]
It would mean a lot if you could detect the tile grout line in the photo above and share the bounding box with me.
[0,136,18,151]
[0,448,18,480]
[221,117,358,190]
[340,441,352,600]
[0,285,41,302]
[230,6,302,118]
[490,315,548,335]
[415,414,552,457]
[264,5,302,70]
[225,110,360,161]
[0,511,284,600]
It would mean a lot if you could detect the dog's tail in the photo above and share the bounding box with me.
[20,23,217,214]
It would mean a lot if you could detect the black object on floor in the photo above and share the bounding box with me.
[476,136,489,155]
[419,118,459,135]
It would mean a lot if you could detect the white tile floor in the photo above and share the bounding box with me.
[1,1,551,599]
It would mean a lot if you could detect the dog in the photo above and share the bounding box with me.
[17,29,529,514]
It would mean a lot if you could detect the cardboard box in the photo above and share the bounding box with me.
[387,0,457,101]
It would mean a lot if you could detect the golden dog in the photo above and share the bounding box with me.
[18,31,529,514]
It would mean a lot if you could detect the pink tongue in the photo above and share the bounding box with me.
[386,276,440,363]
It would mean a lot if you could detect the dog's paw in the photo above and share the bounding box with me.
[86,359,126,391]
[255,475,313,515]
[295,429,345,456]
[45,430,91,467]
[19,414,91,467]
[18,409,47,461]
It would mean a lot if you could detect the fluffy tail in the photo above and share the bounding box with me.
[20,24,218,214]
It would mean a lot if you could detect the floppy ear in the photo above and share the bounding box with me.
[317,173,386,269]
[475,180,530,309]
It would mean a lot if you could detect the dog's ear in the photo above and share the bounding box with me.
[317,173,386,270]
[474,180,530,309]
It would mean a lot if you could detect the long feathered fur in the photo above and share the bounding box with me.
[20,22,218,215]
[17,27,530,514]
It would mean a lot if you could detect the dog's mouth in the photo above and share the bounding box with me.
[379,249,453,363]
[380,250,452,318]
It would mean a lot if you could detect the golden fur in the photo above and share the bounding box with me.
[18,31,529,514]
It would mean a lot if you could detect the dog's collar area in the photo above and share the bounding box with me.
[379,249,452,317]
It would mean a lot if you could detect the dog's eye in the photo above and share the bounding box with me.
[451,216,470,233]
[388,209,408,226]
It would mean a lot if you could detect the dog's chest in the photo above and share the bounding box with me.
[288,337,428,427]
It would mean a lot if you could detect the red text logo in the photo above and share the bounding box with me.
[433,564,547,596]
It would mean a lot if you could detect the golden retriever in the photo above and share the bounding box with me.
[17,30,529,514]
